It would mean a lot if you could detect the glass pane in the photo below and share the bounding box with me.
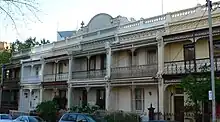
[77,115,86,121]
[61,114,77,121]
[135,100,142,110]
[135,89,142,99]
[184,45,195,61]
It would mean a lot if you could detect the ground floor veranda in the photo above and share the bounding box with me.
[16,80,205,122]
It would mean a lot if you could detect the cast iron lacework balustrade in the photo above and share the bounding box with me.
[72,69,106,79]
[22,76,41,83]
[111,64,158,79]
[44,72,68,82]
[164,57,220,75]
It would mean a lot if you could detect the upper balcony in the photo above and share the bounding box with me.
[111,64,158,79]
[72,70,106,79]
[111,46,158,79]
[164,57,220,75]
[163,38,220,78]
[43,59,69,82]
[22,64,42,84]
[44,73,68,82]
[72,54,107,80]
[2,67,20,88]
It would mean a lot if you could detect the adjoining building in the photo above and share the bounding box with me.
[2,2,220,121]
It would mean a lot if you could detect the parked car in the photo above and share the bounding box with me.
[13,116,45,122]
[59,113,97,122]
[0,114,13,122]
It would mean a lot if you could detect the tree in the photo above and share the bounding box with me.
[0,49,12,80]
[181,65,220,121]
[11,37,50,52]
[0,0,41,30]
[36,101,58,122]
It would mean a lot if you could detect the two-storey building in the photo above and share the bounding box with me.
[1,49,30,112]
[7,2,220,121]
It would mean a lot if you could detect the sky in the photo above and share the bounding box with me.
[0,0,219,43]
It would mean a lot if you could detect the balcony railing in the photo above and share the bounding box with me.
[44,72,68,82]
[164,57,220,75]
[22,76,41,83]
[111,64,158,79]
[72,69,106,79]
[3,77,20,83]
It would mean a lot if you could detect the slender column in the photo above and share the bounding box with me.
[105,83,111,111]
[39,87,43,103]
[105,42,111,79]
[18,88,23,111]
[41,60,45,82]
[21,64,24,82]
[68,56,73,80]
[130,85,136,112]
[67,84,72,109]
[157,32,165,115]
[29,88,33,111]
[31,65,34,76]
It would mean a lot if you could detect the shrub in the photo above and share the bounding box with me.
[70,105,99,114]
[104,111,140,122]
[36,100,58,122]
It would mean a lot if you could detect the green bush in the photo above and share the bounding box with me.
[104,111,140,122]
[36,101,58,122]
[70,105,99,114]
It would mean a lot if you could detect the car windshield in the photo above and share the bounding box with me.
[85,115,96,122]
[33,116,44,122]
[1,114,11,120]
[28,116,39,122]
[61,114,76,121]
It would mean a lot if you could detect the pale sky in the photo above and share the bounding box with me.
[0,0,219,43]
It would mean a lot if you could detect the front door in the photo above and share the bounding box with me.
[96,89,105,109]
[174,96,184,122]
[82,90,87,107]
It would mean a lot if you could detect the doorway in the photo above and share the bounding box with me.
[174,96,184,122]
[82,90,87,107]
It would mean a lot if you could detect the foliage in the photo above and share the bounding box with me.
[11,37,50,52]
[0,49,12,80]
[181,65,220,114]
[104,111,140,122]
[36,100,58,122]
[70,105,100,114]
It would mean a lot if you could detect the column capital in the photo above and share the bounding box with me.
[85,86,90,92]
[86,55,91,60]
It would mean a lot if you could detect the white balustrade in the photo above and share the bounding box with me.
[12,1,220,57]
[44,73,69,82]
[22,75,41,84]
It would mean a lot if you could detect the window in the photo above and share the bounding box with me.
[0,114,12,120]
[184,44,195,61]
[58,63,63,73]
[147,49,157,64]
[76,115,87,122]
[33,116,44,122]
[61,114,77,121]
[28,117,38,122]
[90,56,96,70]
[35,67,39,76]
[214,41,220,57]
[100,54,106,70]
[135,88,144,111]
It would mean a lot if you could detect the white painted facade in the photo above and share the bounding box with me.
[12,2,220,119]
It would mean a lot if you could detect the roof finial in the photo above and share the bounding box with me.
[81,21,84,28]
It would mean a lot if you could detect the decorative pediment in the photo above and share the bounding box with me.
[86,13,114,32]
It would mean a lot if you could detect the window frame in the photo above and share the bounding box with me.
[134,88,145,112]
